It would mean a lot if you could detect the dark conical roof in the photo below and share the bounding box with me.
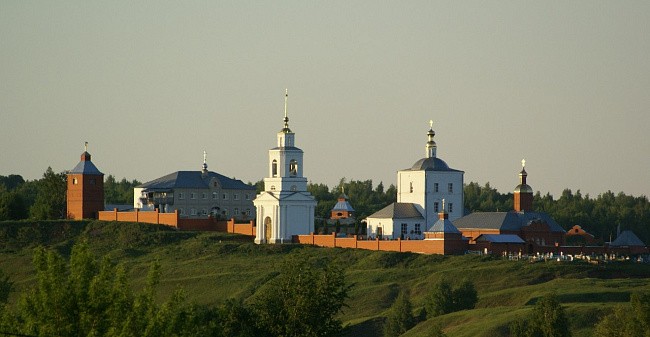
[611,230,646,247]
[69,152,103,175]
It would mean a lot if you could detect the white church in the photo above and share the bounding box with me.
[366,121,464,239]
[253,90,317,244]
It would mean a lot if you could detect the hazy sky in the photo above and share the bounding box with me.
[2,1,649,198]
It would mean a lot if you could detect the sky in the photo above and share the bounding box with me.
[1,1,649,198]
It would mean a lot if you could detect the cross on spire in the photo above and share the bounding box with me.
[282,89,290,132]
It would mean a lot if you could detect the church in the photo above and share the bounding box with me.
[253,90,317,244]
[366,122,464,239]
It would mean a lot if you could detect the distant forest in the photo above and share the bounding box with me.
[1,170,649,244]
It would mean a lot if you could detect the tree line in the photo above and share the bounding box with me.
[465,181,650,245]
[0,170,140,221]
[2,170,649,244]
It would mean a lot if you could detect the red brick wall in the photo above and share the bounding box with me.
[98,209,180,228]
[292,233,468,255]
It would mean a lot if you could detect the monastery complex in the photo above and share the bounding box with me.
[67,91,648,256]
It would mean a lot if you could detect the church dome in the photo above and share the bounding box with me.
[514,184,533,193]
[411,157,451,171]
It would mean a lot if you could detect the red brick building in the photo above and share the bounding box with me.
[453,161,566,253]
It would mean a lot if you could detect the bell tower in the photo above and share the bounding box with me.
[514,159,533,212]
[254,90,316,244]
[67,142,104,219]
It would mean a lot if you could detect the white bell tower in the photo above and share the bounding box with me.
[254,90,316,244]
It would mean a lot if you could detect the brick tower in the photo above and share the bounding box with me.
[67,143,104,219]
[514,159,533,212]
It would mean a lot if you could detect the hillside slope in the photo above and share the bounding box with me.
[1,220,649,337]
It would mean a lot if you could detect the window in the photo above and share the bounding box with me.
[409,182,413,193]
[202,209,207,215]
[245,194,250,200]
[213,182,218,187]
[401,223,408,235]
[272,160,278,177]
[179,208,185,215]
[234,194,239,200]
[190,208,197,216]
[289,159,298,177]
[271,186,276,191]
[449,203,453,213]
[178,193,184,200]
[246,208,251,216]
[414,223,421,235]
[234,207,239,215]
[212,192,218,199]
[224,209,229,216]
[223,193,229,200]
[202,193,207,199]
[434,202,439,213]
[72,178,78,185]
[448,183,453,193]
[434,183,439,193]
[190,192,196,199]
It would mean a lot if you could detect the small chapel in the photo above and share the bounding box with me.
[253,90,317,244]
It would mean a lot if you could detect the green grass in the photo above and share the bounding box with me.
[1,220,649,336]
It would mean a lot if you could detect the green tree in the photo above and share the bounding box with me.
[104,175,142,204]
[510,294,571,337]
[0,269,10,304]
[0,186,28,220]
[12,242,188,337]
[453,279,478,311]
[29,167,67,219]
[252,256,350,337]
[425,280,454,318]
[384,290,416,337]
[595,292,650,337]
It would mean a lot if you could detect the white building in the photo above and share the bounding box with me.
[254,90,316,244]
[367,121,464,239]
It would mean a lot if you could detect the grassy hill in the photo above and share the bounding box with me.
[1,220,649,337]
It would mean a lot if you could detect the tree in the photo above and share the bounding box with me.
[453,279,478,311]
[12,242,189,337]
[384,290,416,337]
[252,256,350,337]
[0,174,25,190]
[29,167,67,219]
[595,292,650,337]
[510,294,571,337]
[425,280,454,318]
[104,175,142,204]
[0,269,10,304]
[0,186,28,220]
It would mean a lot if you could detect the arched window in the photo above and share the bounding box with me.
[272,160,278,177]
[289,159,298,177]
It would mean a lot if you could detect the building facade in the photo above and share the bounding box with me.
[367,122,464,239]
[134,154,255,220]
[254,90,316,244]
